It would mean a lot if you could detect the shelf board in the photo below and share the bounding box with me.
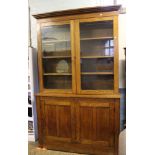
[80,36,113,41]
[42,39,70,44]
[44,73,72,76]
[81,56,114,59]
[81,72,114,75]
[43,56,71,59]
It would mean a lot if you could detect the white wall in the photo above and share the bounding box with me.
[29,0,126,88]
[119,14,126,88]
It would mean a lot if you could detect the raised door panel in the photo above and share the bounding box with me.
[76,99,115,147]
[44,98,75,143]
[45,104,57,136]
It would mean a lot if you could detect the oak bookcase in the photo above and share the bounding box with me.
[34,5,121,155]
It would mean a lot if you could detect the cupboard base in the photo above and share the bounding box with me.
[36,96,120,155]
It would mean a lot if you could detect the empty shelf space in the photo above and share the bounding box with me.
[43,56,71,59]
[42,39,70,43]
[81,56,114,59]
[43,73,72,76]
[81,72,114,75]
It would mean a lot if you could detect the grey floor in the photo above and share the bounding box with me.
[28,142,86,155]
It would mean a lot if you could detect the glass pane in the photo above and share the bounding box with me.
[81,58,114,72]
[41,24,72,89]
[80,20,114,90]
[81,75,114,90]
[43,59,71,73]
[44,76,72,89]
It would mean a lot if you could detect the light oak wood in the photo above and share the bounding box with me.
[114,15,119,94]
[80,36,113,41]
[75,16,116,95]
[74,20,81,94]
[36,93,120,98]
[41,21,70,27]
[37,23,44,92]
[39,20,75,94]
[70,20,77,94]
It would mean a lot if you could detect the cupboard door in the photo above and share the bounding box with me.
[76,99,115,147]
[44,98,75,143]
[38,21,76,93]
[75,17,118,94]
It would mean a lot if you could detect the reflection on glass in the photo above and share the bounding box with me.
[44,76,72,89]
[43,59,71,73]
[80,20,114,90]
[42,25,71,57]
[41,24,72,89]
[81,58,114,73]
[81,75,114,90]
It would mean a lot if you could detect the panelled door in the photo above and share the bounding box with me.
[38,20,76,93]
[44,98,75,144]
[75,99,115,147]
[75,16,119,94]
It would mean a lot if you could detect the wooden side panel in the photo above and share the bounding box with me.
[114,98,120,155]
[36,96,44,147]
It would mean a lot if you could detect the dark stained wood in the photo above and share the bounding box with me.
[80,106,93,140]
[58,106,72,138]
[43,98,75,143]
[77,99,115,147]
[36,97,118,154]
[36,96,43,147]
[114,99,120,155]
[33,5,121,19]
[45,104,57,136]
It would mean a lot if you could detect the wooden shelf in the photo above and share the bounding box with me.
[42,39,70,44]
[80,36,113,41]
[43,56,71,59]
[81,72,114,75]
[81,56,114,59]
[44,73,72,76]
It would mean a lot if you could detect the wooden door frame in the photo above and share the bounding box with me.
[37,20,76,94]
[75,16,119,95]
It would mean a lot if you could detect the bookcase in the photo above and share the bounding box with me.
[34,5,121,155]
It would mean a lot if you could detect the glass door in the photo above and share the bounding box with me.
[76,17,118,94]
[39,21,76,93]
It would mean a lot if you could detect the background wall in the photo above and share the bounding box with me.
[29,0,126,88]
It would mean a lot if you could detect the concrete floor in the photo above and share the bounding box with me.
[28,141,86,155]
